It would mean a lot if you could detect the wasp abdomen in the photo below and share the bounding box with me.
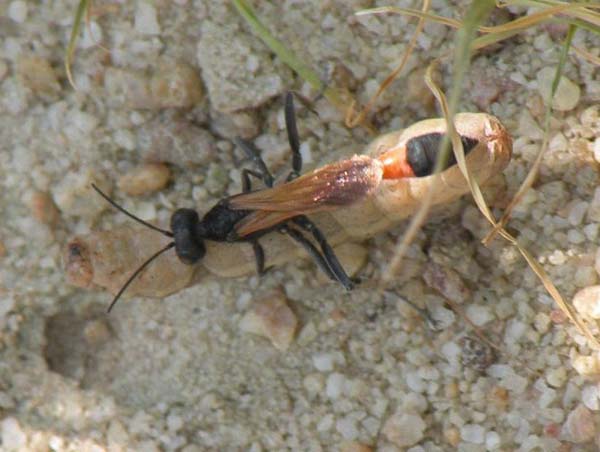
[406,133,479,177]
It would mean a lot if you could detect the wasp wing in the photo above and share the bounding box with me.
[229,156,383,237]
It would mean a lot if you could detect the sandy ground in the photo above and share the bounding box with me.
[1,0,600,451]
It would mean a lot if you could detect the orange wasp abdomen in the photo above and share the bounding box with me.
[377,132,480,180]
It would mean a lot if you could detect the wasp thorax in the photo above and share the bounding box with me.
[171,208,206,265]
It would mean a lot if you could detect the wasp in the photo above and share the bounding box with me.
[64,93,512,310]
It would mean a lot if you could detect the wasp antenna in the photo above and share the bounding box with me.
[107,242,175,313]
[91,183,173,237]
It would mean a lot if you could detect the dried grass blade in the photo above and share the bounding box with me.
[483,25,576,244]
[346,0,431,128]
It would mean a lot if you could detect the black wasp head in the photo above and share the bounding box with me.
[170,208,206,265]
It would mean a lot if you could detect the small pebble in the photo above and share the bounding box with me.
[63,238,94,288]
[137,115,215,167]
[312,352,335,372]
[239,290,298,350]
[1,417,27,450]
[563,404,595,443]
[105,63,203,110]
[150,63,203,108]
[8,0,27,23]
[336,416,359,441]
[16,55,60,97]
[382,412,426,447]
[135,2,161,35]
[465,304,493,326]
[443,427,460,447]
[326,373,345,399]
[83,319,112,346]
[536,67,581,111]
[303,373,324,395]
[460,424,485,444]
[568,201,589,226]
[571,354,600,377]
[572,286,600,319]
[546,367,567,388]
[118,163,171,196]
[460,336,496,372]
[588,188,600,222]
[51,169,110,219]
[518,110,544,140]
[317,414,334,432]
[423,262,470,304]
[107,420,128,446]
[28,191,60,225]
[581,385,600,411]
[339,441,372,452]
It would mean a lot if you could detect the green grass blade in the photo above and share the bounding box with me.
[65,0,91,89]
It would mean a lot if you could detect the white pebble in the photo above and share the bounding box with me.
[584,223,599,242]
[549,133,567,152]
[504,319,527,343]
[581,384,600,411]
[567,229,585,244]
[465,304,493,326]
[440,341,461,365]
[548,250,567,265]
[299,141,312,164]
[460,424,485,444]
[574,266,597,288]
[317,414,334,432]
[518,110,544,140]
[382,413,426,447]
[485,431,501,449]
[51,169,110,218]
[239,291,298,351]
[166,414,183,432]
[1,417,27,450]
[326,372,345,399]
[405,372,425,393]
[336,417,359,440]
[572,286,600,319]
[303,373,324,395]
[533,312,550,334]
[80,21,103,49]
[8,1,27,23]
[75,110,100,134]
[536,67,581,111]
[568,201,589,226]
[245,55,259,73]
[313,352,335,372]
[563,404,596,443]
[135,1,161,35]
[546,367,567,388]
[572,353,600,377]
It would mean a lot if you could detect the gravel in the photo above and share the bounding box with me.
[1,0,600,450]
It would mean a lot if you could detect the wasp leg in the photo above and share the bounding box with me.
[291,216,354,291]
[284,91,302,180]
[241,168,266,193]
[251,239,272,276]
[280,224,340,283]
[234,137,274,187]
